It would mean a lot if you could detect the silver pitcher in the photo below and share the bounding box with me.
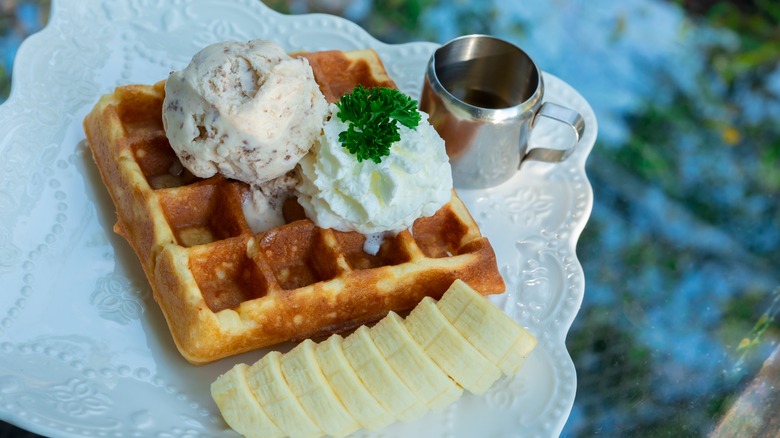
[421,34,586,188]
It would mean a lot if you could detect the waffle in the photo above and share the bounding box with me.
[83,49,505,364]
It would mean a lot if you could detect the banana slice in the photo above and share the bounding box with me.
[405,296,502,394]
[280,339,360,437]
[438,279,537,375]
[342,325,428,422]
[370,312,463,411]
[246,351,322,438]
[314,334,394,431]
[211,363,284,438]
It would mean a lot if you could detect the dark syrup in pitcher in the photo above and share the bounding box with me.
[451,87,514,109]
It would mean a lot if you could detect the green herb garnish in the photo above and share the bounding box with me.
[335,85,421,163]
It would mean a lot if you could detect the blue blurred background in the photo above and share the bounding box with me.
[1,0,779,436]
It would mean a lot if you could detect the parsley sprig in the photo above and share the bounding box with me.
[335,85,421,163]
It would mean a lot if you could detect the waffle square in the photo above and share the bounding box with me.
[83,49,505,364]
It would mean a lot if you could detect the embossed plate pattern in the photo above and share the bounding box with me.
[0,0,596,437]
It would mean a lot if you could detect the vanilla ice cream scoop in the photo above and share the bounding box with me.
[296,103,453,235]
[162,40,328,185]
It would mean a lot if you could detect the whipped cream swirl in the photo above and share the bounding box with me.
[296,103,453,234]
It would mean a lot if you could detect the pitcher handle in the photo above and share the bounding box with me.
[523,102,586,163]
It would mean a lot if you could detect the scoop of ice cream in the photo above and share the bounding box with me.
[296,103,453,234]
[162,40,327,185]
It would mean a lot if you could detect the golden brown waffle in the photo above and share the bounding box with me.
[83,49,505,364]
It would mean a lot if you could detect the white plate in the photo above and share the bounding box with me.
[0,0,596,436]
